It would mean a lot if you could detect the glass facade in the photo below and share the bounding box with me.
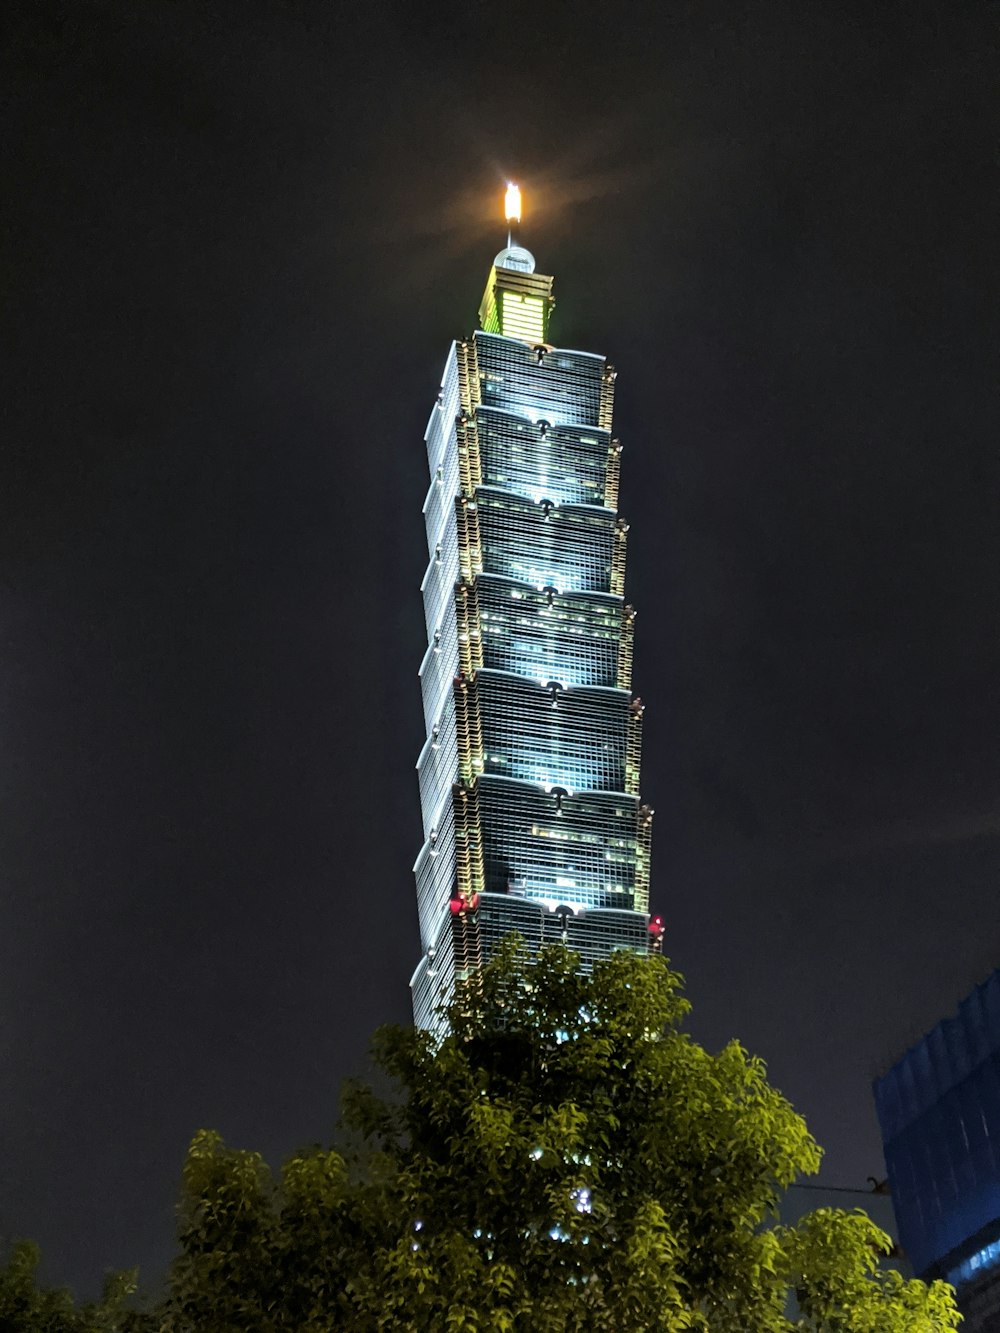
[874,967,1000,1331]
[411,241,658,1030]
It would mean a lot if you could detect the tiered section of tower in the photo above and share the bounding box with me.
[411,249,656,1030]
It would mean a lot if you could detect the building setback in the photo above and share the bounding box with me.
[874,966,1000,1331]
[410,192,660,1029]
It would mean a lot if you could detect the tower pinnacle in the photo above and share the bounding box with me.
[504,182,522,226]
[501,182,529,262]
[483,181,548,335]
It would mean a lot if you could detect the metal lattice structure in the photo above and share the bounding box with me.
[411,238,659,1031]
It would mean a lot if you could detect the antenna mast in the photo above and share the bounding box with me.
[504,182,522,249]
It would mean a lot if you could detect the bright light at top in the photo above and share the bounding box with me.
[504,182,522,224]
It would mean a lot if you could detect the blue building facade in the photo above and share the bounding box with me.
[410,225,658,1029]
[874,967,1000,1328]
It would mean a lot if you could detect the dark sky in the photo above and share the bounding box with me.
[3,0,999,1298]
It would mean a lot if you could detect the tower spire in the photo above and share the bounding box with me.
[504,181,521,250]
[479,181,553,342]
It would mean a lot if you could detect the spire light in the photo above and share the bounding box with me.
[504,182,522,225]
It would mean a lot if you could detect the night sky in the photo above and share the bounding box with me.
[4,0,999,1298]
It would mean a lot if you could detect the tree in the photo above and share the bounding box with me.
[158,941,960,1331]
[0,1240,154,1333]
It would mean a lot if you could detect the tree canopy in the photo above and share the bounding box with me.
[1,942,960,1330]
[0,1240,151,1333]
[153,941,959,1331]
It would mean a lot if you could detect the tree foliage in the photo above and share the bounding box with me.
[155,941,959,1331]
[0,1240,153,1333]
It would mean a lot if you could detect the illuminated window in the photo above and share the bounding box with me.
[949,1237,1000,1287]
[501,292,546,344]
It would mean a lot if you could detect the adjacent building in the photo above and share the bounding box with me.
[874,966,1000,1330]
[410,189,660,1029]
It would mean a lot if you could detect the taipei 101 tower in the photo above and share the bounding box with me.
[410,186,660,1029]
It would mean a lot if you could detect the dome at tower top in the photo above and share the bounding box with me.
[493,245,536,274]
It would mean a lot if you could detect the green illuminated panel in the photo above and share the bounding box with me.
[501,291,546,344]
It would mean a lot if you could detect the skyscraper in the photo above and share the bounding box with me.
[411,188,660,1029]
[874,967,1000,1331]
